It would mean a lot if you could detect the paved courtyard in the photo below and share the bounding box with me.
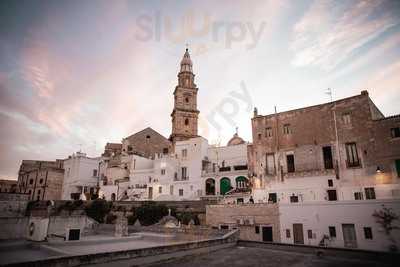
[145,246,394,267]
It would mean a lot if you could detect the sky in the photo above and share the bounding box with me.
[1,0,400,180]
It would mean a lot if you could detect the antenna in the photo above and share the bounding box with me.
[77,144,82,153]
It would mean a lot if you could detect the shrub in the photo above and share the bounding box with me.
[177,211,200,225]
[136,203,169,226]
[85,199,111,223]
[127,214,137,225]
[105,214,117,224]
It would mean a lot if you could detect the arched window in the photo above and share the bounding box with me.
[111,193,116,201]
[185,118,189,126]
[205,178,215,195]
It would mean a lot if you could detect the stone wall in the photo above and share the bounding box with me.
[206,203,280,242]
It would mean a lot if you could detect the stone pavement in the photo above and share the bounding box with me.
[144,246,395,267]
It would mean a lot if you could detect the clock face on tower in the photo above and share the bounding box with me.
[170,49,199,143]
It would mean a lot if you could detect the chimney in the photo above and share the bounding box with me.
[361,90,369,96]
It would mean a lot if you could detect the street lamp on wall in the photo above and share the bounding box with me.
[376,166,382,173]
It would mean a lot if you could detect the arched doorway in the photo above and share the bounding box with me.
[205,178,215,195]
[220,177,231,195]
[235,176,248,189]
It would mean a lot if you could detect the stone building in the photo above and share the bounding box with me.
[122,127,172,158]
[249,90,400,203]
[17,160,64,200]
[170,48,200,142]
[0,179,17,193]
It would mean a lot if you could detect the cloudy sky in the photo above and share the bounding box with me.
[1,0,400,180]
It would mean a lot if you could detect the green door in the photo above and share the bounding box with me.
[220,178,231,195]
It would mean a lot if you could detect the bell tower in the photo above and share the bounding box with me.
[170,48,199,143]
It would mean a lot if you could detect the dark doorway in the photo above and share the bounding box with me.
[342,224,357,248]
[323,146,334,169]
[286,155,295,173]
[268,193,277,203]
[148,187,153,199]
[68,229,80,241]
[205,178,215,195]
[262,226,273,242]
[293,224,304,244]
[327,190,337,201]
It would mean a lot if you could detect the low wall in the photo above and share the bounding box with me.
[0,217,28,240]
[0,193,29,201]
[237,240,400,264]
[47,215,98,237]
[4,230,239,267]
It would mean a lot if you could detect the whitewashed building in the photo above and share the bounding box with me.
[62,152,100,200]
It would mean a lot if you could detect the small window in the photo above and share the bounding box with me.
[39,179,43,184]
[365,187,376,200]
[161,169,166,175]
[184,118,189,126]
[146,135,150,139]
[93,169,98,177]
[170,185,174,195]
[286,154,295,173]
[307,230,313,239]
[290,195,299,203]
[391,127,400,138]
[127,145,133,151]
[328,179,333,187]
[158,186,162,194]
[181,167,188,180]
[283,124,291,135]
[182,149,187,158]
[342,113,351,125]
[364,227,373,239]
[179,189,184,196]
[327,190,337,201]
[265,127,273,137]
[329,226,336,238]
[286,229,291,238]
[29,179,33,185]
[258,133,262,140]
[163,148,169,154]
[255,226,260,234]
[220,225,229,230]
[354,192,363,200]
[185,97,189,103]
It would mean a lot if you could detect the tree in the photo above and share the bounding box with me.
[372,205,400,252]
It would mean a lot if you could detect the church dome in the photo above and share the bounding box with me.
[227,132,245,146]
[180,48,193,72]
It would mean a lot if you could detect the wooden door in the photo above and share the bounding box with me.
[293,223,304,244]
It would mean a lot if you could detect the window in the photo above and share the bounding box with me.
[37,190,41,200]
[255,226,260,234]
[258,133,262,140]
[39,179,43,184]
[286,154,295,173]
[181,167,188,180]
[184,118,189,126]
[268,193,277,203]
[158,186,162,194]
[286,229,291,238]
[364,227,373,239]
[327,190,337,201]
[29,179,33,185]
[307,230,313,239]
[342,113,351,125]
[161,169,166,175]
[163,148,169,154]
[265,127,272,137]
[290,195,299,203]
[179,189,184,196]
[329,226,336,238]
[354,192,363,200]
[170,185,174,195]
[328,179,333,187]
[395,159,400,178]
[93,169,98,177]
[365,187,376,199]
[127,145,133,151]
[220,225,229,230]
[182,149,187,158]
[345,142,360,167]
[283,124,291,135]
[391,127,400,138]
